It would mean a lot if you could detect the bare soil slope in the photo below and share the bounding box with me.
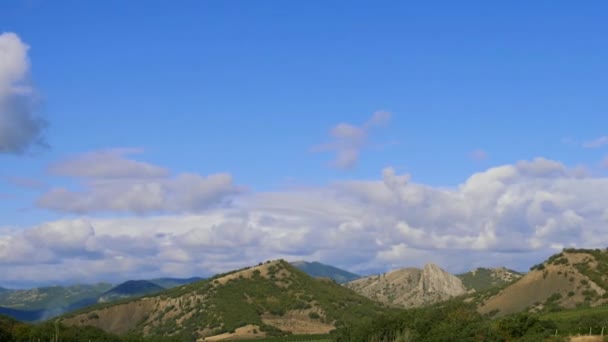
[479,250,608,317]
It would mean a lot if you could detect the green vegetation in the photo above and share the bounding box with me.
[457,268,522,292]
[62,260,392,339]
[567,248,608,291]
[333,300,561,341]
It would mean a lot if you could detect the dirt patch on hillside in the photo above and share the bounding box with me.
[569,336,603,342]
[62,297,158,334]
[261,309,334,335]
[202,324,265,341]
[214,260,283,285]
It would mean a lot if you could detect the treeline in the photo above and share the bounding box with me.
[0,315,192,342]
[333,301,563,342]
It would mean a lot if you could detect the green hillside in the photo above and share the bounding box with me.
[148,277,204,289]
[98,280,165,303]
[457,267,523,292]
[62,260,391,340]
[290,261,360,284]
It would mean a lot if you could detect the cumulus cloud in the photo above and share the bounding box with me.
[37,149,243,214]
[313,110,392,169]
[6,157,608,286]
[0,32,47,154]
[583,136,608,148]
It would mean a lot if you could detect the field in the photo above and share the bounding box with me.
[540,305,608,337]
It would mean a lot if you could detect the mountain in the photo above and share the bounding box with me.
[478,248,608,317]
[345,263,467,308]
[457,267,523,292]
[148,277,204,289]
[97,280,165,303]
[290,261,360,284]
[0,283,113,321]
[61,260,390,340]
[0,277,204,322]
[0,307,45,322]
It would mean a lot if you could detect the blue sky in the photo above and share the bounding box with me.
[1,1,608,287]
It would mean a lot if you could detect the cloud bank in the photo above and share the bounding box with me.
[4,156,608,287]
[0,32,47,154]
[38,149,243,214]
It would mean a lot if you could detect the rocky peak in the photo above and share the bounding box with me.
[419,264,467,297]
[345,263,466,308]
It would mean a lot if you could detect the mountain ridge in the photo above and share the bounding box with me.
[61,259,390,340]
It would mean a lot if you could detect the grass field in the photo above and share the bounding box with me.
[539,305,608,337]
[541,305,608,321]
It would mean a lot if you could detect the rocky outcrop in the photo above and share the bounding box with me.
[345,264,467,308]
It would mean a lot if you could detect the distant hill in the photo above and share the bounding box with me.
[148,277,204,289]
[478,248,608,317]
[290,261,360,283]
[0,277,204,322]
[62,260,390,340]
[457,267,523,292]
[0,283,112,311]
[97,280,165,303]
[0,307,45,322]
[0,283,113,321]
[345,263,467,308]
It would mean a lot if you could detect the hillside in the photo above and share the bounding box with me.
[61,260,389,340]
[98,280,165,303]
[290,261,360,284]
[344,263,467,308]
[478,248,608,317]
[457,267,523,292]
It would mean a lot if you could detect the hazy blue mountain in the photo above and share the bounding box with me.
[148,277,204,289]
[97,280,165,303]
[0,307,45,322]
[290,261,360,283]
[0,283,112,311]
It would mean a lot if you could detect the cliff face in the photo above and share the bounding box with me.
[345,264,467,308]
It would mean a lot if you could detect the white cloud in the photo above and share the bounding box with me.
[313,111,392,169]
[583,136,608,148]
[37,149,243,214]
[0,32,47,154]
[4,157,608,287]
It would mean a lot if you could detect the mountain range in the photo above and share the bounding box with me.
[0,277,202,322]
[4,250,608,340]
